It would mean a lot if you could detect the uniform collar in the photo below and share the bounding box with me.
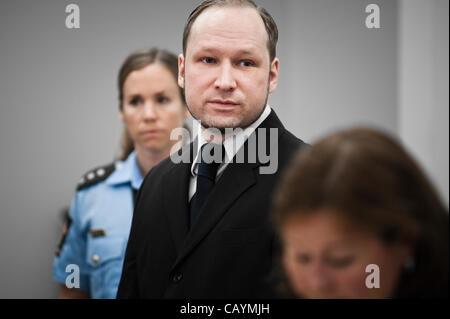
[190,104,272,177]
[105,151,143,190]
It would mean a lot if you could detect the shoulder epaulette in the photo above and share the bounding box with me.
[76,162,116,191]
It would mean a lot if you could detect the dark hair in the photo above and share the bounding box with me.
[182,0,278,62]
[273,127,449,298]
[117,48,186,160]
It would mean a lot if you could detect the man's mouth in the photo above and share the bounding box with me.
[207,99,239,109]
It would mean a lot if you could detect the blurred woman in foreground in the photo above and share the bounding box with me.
[273,127,448,298]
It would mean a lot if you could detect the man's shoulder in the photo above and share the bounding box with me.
[142,143,192,183]
[279,130,308,151]
[280,129,307,149]
[260,108,307,149]
[274,129,307,172]
[145,155,177,182]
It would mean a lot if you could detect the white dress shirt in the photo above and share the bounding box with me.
[188,104,272,201]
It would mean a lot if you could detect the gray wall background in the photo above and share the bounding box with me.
[0,0,447,298]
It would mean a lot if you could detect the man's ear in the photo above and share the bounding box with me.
[269,58,279,93]
[178,54,185,89]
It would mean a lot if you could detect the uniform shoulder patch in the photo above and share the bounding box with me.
[76,162,116,191]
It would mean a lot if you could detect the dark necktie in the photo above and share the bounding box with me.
[132,188,138,205]
[189,143,224,226]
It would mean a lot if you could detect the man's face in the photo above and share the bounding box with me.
[179,6,279,129]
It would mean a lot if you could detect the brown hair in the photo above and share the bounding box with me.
[117,48,186,160]
[182,0,278,62]
[273,127,449,298]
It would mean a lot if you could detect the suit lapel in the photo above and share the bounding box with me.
[172,156,259,270]
[162,141,196,254]
[170,110,286,270]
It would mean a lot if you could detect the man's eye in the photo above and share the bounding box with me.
[201,57,216,64]
[239,60,253,67]
[326,256,355,269]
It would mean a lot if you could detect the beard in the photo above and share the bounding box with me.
[184,78,270,132]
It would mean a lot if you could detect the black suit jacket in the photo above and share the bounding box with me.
[117,110,306,298]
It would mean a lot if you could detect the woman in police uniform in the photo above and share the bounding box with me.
[53,48,189,298]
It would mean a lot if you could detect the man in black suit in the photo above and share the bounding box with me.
[117,0,306,298]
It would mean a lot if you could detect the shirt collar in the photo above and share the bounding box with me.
[106,151,143,190]
[190,104,272,177]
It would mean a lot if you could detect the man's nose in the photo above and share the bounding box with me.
[214,62,237,91]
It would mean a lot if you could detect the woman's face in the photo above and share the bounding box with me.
[281,209,411,299]
[120,63,188,154]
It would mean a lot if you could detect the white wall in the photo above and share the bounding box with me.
[398,0,449,206]
[274,0,398,142]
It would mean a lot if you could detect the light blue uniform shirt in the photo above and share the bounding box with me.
[53,151,143,298]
